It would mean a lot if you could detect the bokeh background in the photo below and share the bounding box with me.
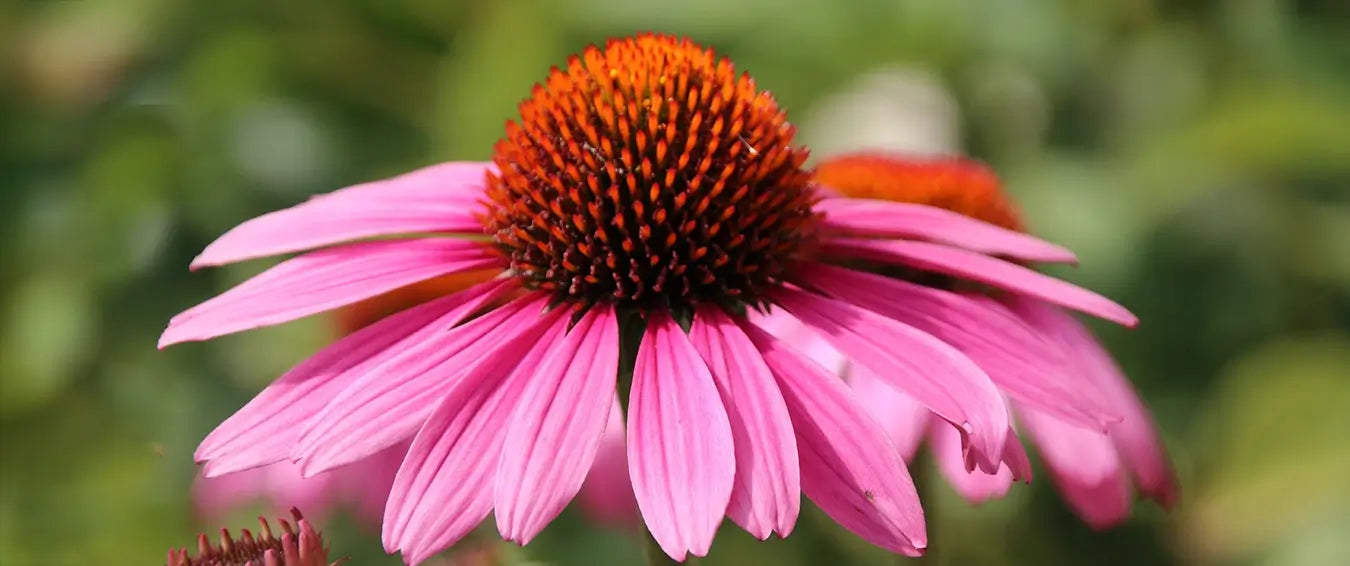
[3,0,1349,564]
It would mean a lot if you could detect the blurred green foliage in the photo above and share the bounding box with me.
[2,0,1348,564]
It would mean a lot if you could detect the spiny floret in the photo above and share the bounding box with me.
[166,509,339,566]
[484,33,816,312]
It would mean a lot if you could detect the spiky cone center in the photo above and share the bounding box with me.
[166,509,339,566]
[484,34,817,314]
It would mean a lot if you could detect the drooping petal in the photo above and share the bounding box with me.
[195,279,513,475]
[689,306,800,540]
[743,322,926,556]
[769,286,1009,473]
[576,397,639,525]
[848,369,930,461]
[1008,298,1177,507]
[821,238,1137,327]
[815,198,1076,263]
[797,265,1113,429]
[1020,407,1131,530]
[294,295,556,475]
[495,304,620,544]
[160,238,501,347]
[382,310,569,563]
[929,419,1014,504]
[1000,428,1033,484]
[191,162,493,269]
[627,311,735,561]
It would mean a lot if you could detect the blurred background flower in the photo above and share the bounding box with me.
[1,0,1347,564]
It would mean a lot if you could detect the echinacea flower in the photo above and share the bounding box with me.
[767,152,1178,525]
[167,509,337,566]
[162,34,1135,563]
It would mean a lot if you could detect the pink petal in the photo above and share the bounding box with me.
[753,309,931,461]
[743,323,926,556]
[161,238,501,347]
[815,198,1077,263]
[191,162,492,269]
[294,295,558,475]
[1001,428,1034,483]
[192,465,271,518]
[797,265,1113,430]
[382,310,570,563]
[1020,407,1131,529]
[689,307,801,540]
[257,462,339,518]
[929,419,1016,504]
[627,311,735,561]
[821,238,1137,327]
[334,441,409,528]
[848,369,930,461]
[495,304,621,544]
[1008,298,1177,507]
[577,396,639,526]
[769,286,1009,474]
[195,279,513,476]
[748,307,848,374]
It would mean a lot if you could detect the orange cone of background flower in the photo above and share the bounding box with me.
[764,153,1177,526]
[161,35,1141,563]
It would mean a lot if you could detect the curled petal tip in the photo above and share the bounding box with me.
[198,462,225,479]
[156,329,179,350]
[901,540,928,557]
[1042,250,1079,265]
[1147,480,1181,510]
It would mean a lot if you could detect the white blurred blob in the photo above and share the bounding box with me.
[801,66,961,157]
[228,100,333,194]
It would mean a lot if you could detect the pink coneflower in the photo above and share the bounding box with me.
[767,153,1178,525]
[161,34,1135,563]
